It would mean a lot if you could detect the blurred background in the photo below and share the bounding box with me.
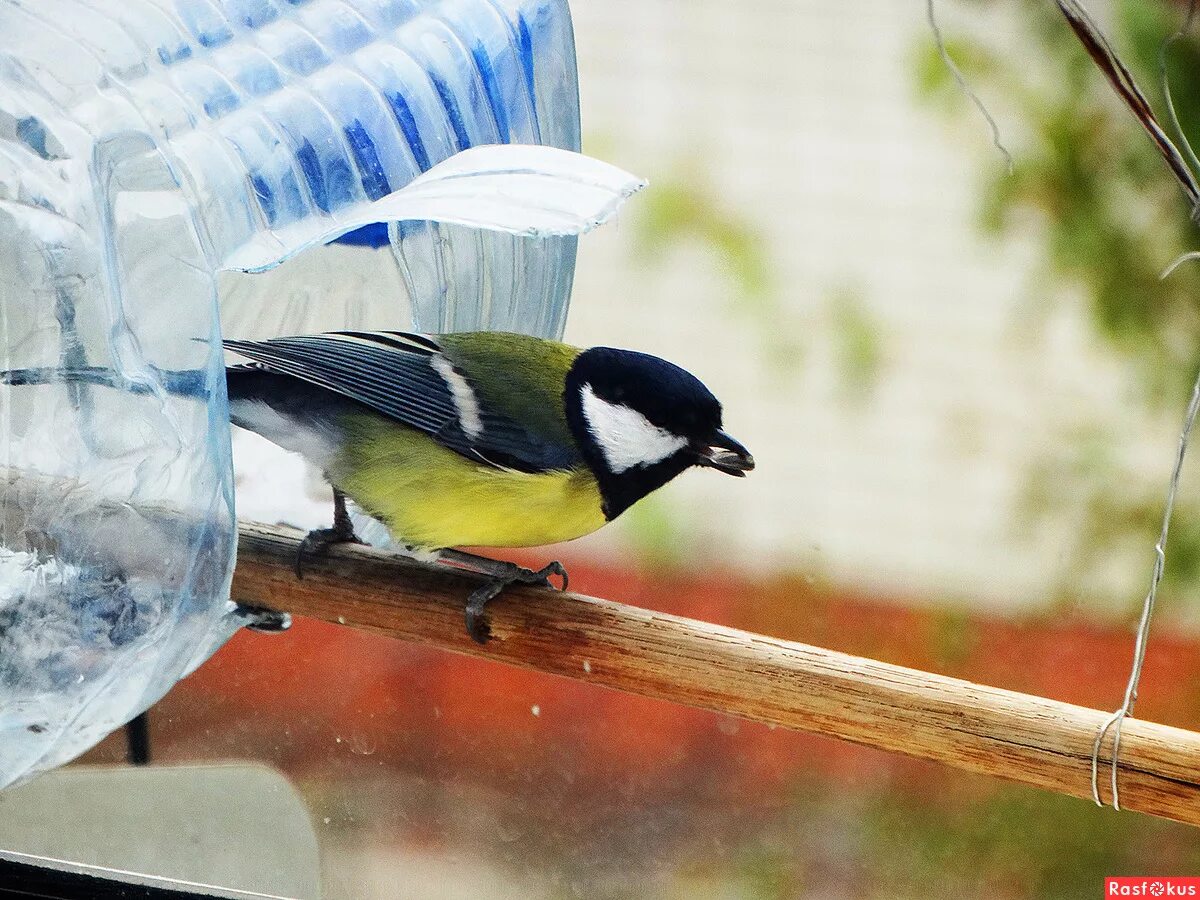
[66,0,1200,895]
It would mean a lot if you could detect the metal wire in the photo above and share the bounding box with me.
[1084,0,1200,811]
[1091,364,1200,809]
[925,0,1014,173]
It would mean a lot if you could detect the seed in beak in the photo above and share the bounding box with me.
[696,430,755,476]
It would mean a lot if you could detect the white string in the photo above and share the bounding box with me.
[1091,363,1200,809]
[1089,0,1200,811]
[925,0,1015,174]
[1161,250,1200,279]
[1158,0,1200,184]
[1159,0,1200,232]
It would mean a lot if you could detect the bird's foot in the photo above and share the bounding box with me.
[464,560,568,645]
[234,603,292,633]
[294,526,365,579]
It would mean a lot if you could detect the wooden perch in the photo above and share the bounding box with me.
[231,521,1200,829]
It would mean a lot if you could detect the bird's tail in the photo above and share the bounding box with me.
[0,366,210,398]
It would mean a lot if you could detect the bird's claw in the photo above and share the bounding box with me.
[235,604,292,634]
[464,560,568,645]
[294,526,365,579]
[522,560,568,592]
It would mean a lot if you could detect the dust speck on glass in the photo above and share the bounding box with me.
[0,0,583,789]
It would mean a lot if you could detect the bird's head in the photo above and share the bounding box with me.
[564,346,754,520]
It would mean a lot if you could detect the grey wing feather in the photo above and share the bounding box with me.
[222,332,579,473]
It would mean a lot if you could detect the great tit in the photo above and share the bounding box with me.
[2,331,754,641]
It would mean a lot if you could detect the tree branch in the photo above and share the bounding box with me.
[232,521,1200,829]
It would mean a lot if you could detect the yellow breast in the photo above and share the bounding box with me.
[329,417,606,550]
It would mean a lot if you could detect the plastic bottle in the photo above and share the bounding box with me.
[0,0,593,788]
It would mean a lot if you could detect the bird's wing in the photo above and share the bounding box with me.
[222,331,581,473]
[435,331,583,448]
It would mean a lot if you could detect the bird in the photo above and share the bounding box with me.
[2,331,754,642]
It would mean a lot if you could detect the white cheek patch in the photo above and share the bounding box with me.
[580,384,688,474]
[431,355,483,439]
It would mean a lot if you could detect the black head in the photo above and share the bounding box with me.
[564,346,754,519]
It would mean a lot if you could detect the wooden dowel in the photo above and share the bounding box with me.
[231,521,1200,828]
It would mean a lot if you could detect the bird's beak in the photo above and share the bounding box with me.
[694,430,755,477]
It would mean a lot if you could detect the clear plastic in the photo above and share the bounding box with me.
[0,0,620,789]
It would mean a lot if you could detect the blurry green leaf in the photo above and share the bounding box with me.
[928,608,978,669]
[630,167,805,377]
[829,288,884,407]
[865,786,1200,899]
[632,177,770,303]
[916,0,1200,609]
[620,494,691,571]
[714,774,1200,900]
[913,38,1004,102]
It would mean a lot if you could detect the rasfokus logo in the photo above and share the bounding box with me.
[1106,878,1200,897]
